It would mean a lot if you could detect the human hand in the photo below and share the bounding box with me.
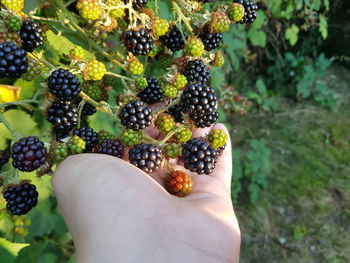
[52,123,241,263]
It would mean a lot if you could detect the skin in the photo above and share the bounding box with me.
[52,123,241,263]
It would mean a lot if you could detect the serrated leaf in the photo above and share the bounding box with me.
[247,29,266,47]
[46,31,95,59]
[285,24,299,46]
[15,241,46,263]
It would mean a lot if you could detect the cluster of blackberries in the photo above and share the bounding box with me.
[48,68,81,101]
[0,42,28,79]
[19,19,44,52]
[47,101,78,140]
[180,82,218,128]
[184,59,211,84]
[234,0,258,23]
[160,25,185,52]
[137,77,163,104]
[122,0,148,10]
[123,28,154,56]
[3,182,39,215]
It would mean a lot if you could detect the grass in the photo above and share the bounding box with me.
[233,65,350,263]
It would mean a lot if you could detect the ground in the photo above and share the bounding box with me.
[235,65,350,263]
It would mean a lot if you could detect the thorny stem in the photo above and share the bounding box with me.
[28,52,55,70]
[154,92,182,115]
[106,72,133,81]
[0,112,20,138]
[161,126,184,144]
[171,1,193,33]
[145,135,161,145]
[77,99,85,128]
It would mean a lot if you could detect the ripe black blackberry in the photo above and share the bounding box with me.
[47,101,78,140]
[182,138,218,175]
[122,0,147,10]
[180,82,217,116]
[0,150,10,170]
[11,137,47,172]
[166,102,184,123]
[0,42,28,79]
[3,182,38,215]
[217,144,226,155]
[233,0,258,23]
[137,77,163,104]
[19,19,44,52]
[48,68,81,101]
[119,100,153,130]
[160,25,185,52]
[94,139,124,158]
[199,28,223,51]
[190,111,219,128]
[123,28,154,56]
[129,143,162,173]
[184,59,211,84]
[82,103,96,116]
[73,127,99,152]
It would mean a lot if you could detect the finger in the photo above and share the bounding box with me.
[207,123,232,190]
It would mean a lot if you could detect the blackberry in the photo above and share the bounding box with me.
[82,103,97,116]
[73,127,99,152]
[137,77,163,104]
[184,37,205,57]
[217,144,226,155]
[98,130,116,143]
[155,113,175,133]
[51,142,68,163]
[19,19,44,52]
[182,138,218,175]
[7,15,22,32]
[164,143,182,159]
[165,170,192,197]
[48,68,81,101]
[0,150,10,170]
[180,82,217,116]
[160,25,185,52]
[0,42,28,79]
[184,59,211,84]
[119,100,153,130]
[199,28,223,51]
[94,139,124,158]
[233,0,258,23]
[22,57,42,81]
[11,137,47,172]
[190,111,219,128]
[166,102,184,123]
[123,28,154,56]
[207,129,228,149]
[122,0,147,10]
[174,128,192,143]
[3,182,38,215]
[47,101,78,140]
[128,143,162,173]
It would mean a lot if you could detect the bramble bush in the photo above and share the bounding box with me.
[0,0,334,261]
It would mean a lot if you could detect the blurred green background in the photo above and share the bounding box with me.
[0,0,350,262]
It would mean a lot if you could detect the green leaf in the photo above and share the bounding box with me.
[46,30,95,59]
[256,79,267,95]
[285,24,299,46]
[248,183,260,203]
[0,238,29,263]
[0,109,38,137]
[15,241,47,263]
[247,29,266,47]
[251,10,267,29]
[319,14,328,39]
[27,210,55,239]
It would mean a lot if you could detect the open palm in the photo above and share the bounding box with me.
[52,123,240,263]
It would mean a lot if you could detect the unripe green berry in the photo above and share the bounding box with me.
[67,136,86,154]
[156,113,176,133]
[227,3,245,22]
[153,18,170,37]
[162,85,178,99]
[85,60,106,81]
[129,59,144,75]
[70,46,86,60]
[210,12,231,33]
[135,77,148,90]
[21,57,43,81]
[52,142,68,163]
[174,128,192,142]
[120,129,144,147]
[207,129,228,149]
[7,15,21,32]
[164,143,182,159]
[173,74,188,89]
[98,130,116,143]
[185,37,205,57]
[84,83,104,101]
